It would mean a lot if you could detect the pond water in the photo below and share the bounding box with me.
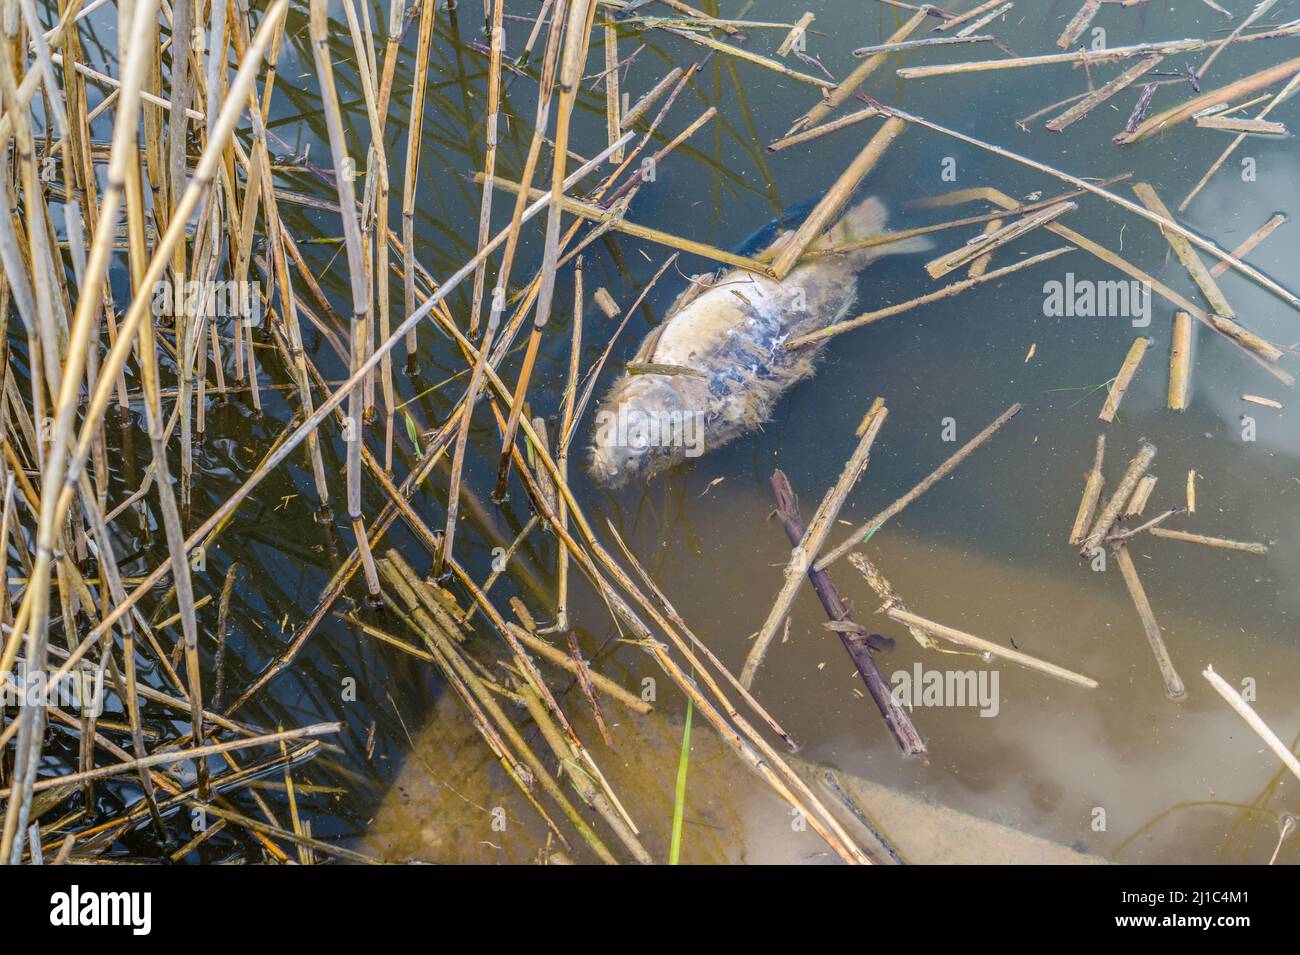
[34,0,1300,863]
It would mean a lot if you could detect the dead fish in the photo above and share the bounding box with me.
[589,195,932,485]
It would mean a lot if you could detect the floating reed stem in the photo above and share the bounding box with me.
[1069,435,1106,545]
[1168,311,1193,411]
[1099,337,1150,423]
[925,201,1074,278]
[1149,528,1269,555]
[884,608,1098,689]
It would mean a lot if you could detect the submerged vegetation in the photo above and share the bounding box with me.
[1,0,1298,865]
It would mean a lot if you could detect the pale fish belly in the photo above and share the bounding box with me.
[648,262,856,447]
[588,259,858,485]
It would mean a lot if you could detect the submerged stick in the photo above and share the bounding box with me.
[817,403,1022,571]
[742,401,888,689]
[1114,545,1185,700]
[767,471,927,757]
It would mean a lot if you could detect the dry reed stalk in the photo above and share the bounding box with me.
[1081,442,1156,556]
[1057,0,1102,49]
[377,558,593,857]
[1197,0,1278,78]
[1203,665,1300,783]
[437,0,570,577]
[70,138,635,685]
[852,34,996,57]
[1132,182,1237,319]
[1113,545,1185,699]
[741,400,888,689]
[767,116,907,280]
[817,403,1022,570]
[885,608,1099,688]
[0,0,175,864]
[1116,54,1300,144]
[1099,337,1150,423]
[1069,436,1107,545]
[401,0,438,364]
[932,0,1001,32]
[910,186,1290,377]
[507,624,651,713]
[1168,311,1193,410]
[468,0,504,339]
[1196,115,1287,134]
[1045,54,1164,131]
[925,201,1075,278]
[1127,474,1158,516]
[602,9,624,161]
[785,4,928,136]
[1149,528,1269,554]
[660,25,834,88]
[513,678,651,863]
[310,0,380,599]
[866,98,1300,311]
[768,106,881,152]
[482,171,768,273]
[899,38,1207,78]
[491,0,598,502]
[1186,469,1198,513]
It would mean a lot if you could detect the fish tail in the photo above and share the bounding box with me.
[814,195,934,268]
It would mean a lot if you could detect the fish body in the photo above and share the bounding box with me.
[590,196,931,485]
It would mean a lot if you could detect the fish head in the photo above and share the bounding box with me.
[589,373,709,486]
